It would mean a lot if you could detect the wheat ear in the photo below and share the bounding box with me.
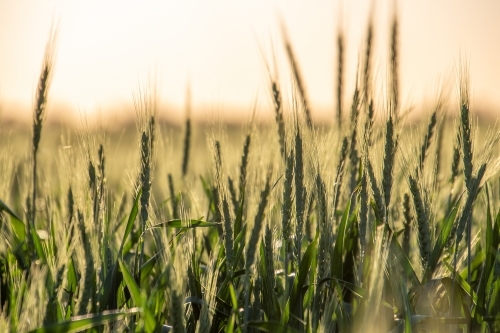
[244,169,272,330]
[333,136,349,214]
[213,140,234,276]
[408,175,430,268]
[271,81,286,159]
[362,20,373,105]
[418,111,438,173]
[281,23,313,129]
[382,115,397,215]
[181,85,191,177]
[336,31,344,128]
[390,14,399,117]
[30,29,56,231]
[294,125,307,263]
[281,148,294,301]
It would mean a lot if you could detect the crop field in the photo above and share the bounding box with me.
[1,14,500,333]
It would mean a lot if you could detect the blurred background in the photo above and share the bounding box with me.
[1,0,499,125]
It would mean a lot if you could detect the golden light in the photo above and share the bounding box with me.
[0,0,499,123]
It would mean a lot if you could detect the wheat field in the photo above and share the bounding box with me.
[1,14,500,333]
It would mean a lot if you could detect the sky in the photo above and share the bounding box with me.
[0,0,499,123]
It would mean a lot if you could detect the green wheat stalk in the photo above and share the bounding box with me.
[30,29,56,234]
[336,30,344,128]
[182,85,191,177]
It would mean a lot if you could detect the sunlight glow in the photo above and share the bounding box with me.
[0,0,499,122]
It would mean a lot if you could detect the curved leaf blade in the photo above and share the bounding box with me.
[28,308,141,333]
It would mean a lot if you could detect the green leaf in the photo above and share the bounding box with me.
[120,188,141,257]
[234,190,245,237]
[444,262,477,306]
[0,199,26,242]
[485,205,500,320]
[460,250,485,279]
[232,224,247,271]
[317,277,366,299]
[283,236,318,324]
[66,257,78,293]
[99,266,121,311]
[149,218,220,229]
[248,321,300,333]
[390,236,420,286]
[259,238,281,321]
[28,308,141,333]
[486,279,500,320]
[0,199,22,220]
[402,284,413,333]
[226,314,235,333]
[99,190,141,310]
[440,277,472,320]
[140,253,158,284]
[64,257,78,319]
[391,315,469,333]
[140,291,157,333]
[118,258,141,306]
[475,187,494,322]
[31,226,47,264]
[331,198,352,280]
[228,282,238,311]
[423,203,459,283]
[412,315,469,324]
[147,265,170,311]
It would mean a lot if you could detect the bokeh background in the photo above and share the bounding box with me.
[1,0,499,125]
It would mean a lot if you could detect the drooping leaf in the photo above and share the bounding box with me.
[149,218,220,229]
[331,198,352,280]
[0,199,26,242]
[423,203,459,283]
[28,308,141,333]
[485,206,500,321]
[31,226,47,264]
[444,262,477,306]
[119,188,141,257]
[118,258,141,306]
[390,236,420,286]
[460,250,485,280]
[317,277,366,299]
[248,321,300,333]
[283,236,318,325]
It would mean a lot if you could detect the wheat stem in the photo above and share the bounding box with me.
[408,175,430,268]
[390,14,399,117]
[282,25,313,129]
[382,116,396,215]
[30,30,56,234]
[294,126,306,263]
[336,32,344,128]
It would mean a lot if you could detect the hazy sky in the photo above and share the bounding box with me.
[1,0,499,122]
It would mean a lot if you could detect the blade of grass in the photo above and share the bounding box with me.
[474,188,499,323]
[28,308,141,333]
[248,321,300,333]
[282,236,318,325]
[390,235,421,286]
[0,199,26,242]
[331,198,352,280]
[118,258,141,305]
[317,277,366,299]
[99,190,141,311]
[148,218,220,229]
[119,188,141,257]
[30,225,46,264]
[444,262,478,306]
[423,203,459,283]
